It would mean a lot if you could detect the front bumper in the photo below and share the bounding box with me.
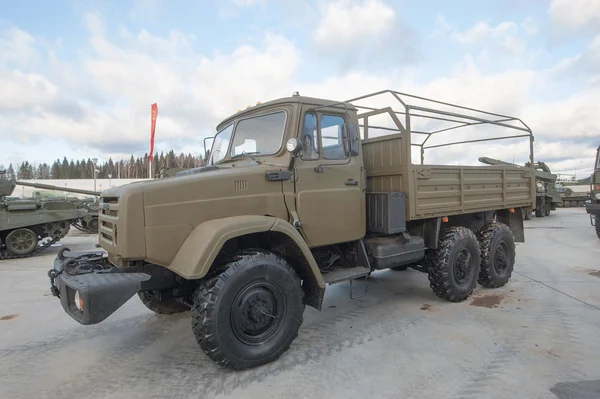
[49,249,150,325]
[585,203,600,216]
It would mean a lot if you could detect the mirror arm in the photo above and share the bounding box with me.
[288,156,297,171]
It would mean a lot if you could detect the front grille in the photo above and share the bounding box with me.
[99,196,119,247]
[107,252,123,268]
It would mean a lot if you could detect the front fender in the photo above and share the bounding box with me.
[168,215,325,288]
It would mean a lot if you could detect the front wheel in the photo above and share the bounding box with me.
[192,251,305,370]
[477,222,515,288]
[428,227,481,302]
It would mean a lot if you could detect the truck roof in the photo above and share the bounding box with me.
[216,93,356,131]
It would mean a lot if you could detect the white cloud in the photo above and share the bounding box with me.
[231,0,266,6]
[436,16,531,56]
[0,20,301,161]
[313,0,396,49]
[1,7,598,176]
[0,27,38,66]
[0,70,58,110]
[549,0,600,32]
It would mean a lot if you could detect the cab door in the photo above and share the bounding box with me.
[293,108,365,247]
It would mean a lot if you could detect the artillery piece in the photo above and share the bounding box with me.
[0,168,87,259]
[14,180,101,234]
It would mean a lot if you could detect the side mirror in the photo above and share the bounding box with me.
[286,138,304,156]
[342,124,350,155]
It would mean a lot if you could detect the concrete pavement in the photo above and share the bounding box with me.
[1,208,599,399]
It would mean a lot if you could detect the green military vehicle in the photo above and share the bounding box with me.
[15,181,101,234]
[47,90,535,369]
[585,145,600,239]
[0,170,87,259]
[479,157,560,218]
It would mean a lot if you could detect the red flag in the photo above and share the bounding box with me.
[149,103,158,161]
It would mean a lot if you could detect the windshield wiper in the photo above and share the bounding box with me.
[231,151,261,159]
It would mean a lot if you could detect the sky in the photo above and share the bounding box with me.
[1,0,599,178]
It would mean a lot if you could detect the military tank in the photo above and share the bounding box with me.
[15,181,101,234]
[0,170,88,259]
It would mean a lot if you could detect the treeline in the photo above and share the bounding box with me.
[5,151,206,180]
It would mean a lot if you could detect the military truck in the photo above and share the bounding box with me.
[15,181,101,233]
[0,170,87,259]
[585,146,600,239]
[479,157,560,218]
[47,90,535,370]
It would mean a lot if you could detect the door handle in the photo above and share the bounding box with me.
[345,179,359,186]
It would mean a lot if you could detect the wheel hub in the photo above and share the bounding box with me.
[494,242,508,273]
[231,283,284,345]
[6,229,38,255]
[454,249,472,285]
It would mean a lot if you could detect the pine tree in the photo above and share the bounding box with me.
[6,164,15,180]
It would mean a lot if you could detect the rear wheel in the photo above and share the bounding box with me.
[138,291,191,314]
[477,222,515,288]
[428,227,481,302]
[595,216,600,240]
[192,251,305,369]
[5,228,38,256]
[523,207,532,220]
[544,203,551,216]
[535,204,544,217]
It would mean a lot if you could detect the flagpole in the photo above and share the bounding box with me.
[149,103,158,179]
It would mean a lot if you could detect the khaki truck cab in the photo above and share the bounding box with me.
[585,145,600,239]
[48,90,536,370]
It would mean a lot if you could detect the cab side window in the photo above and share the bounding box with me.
[321,114,347,160]
[300,113,319,160]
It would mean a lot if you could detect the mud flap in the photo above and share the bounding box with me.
[496,208,524,243]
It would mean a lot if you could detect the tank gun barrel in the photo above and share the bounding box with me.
[478,157,518,167]
[478,157,557,182]
[15,180,101,197]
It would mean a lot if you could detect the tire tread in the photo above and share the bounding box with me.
[428,227,480,302]
[191,250,304,370]
[477,222,515,288]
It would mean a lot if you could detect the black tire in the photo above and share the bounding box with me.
[138,291,191,314]
[544,203,551,216]
[477,222,515,288]
[428,227,481,302]
[192,251,305,370]
[595,216,600,240]
[535,206,544,217]
[87,217,99,232]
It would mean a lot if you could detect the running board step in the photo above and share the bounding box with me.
[323,266,371,285]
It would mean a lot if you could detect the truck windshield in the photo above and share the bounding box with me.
[229,111,287,157]
[210,111,287,165]
[209,123,234,165]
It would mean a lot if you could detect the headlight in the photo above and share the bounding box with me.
[595,193,600,200]
[286,138,300,153]
[74,291,84,311]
